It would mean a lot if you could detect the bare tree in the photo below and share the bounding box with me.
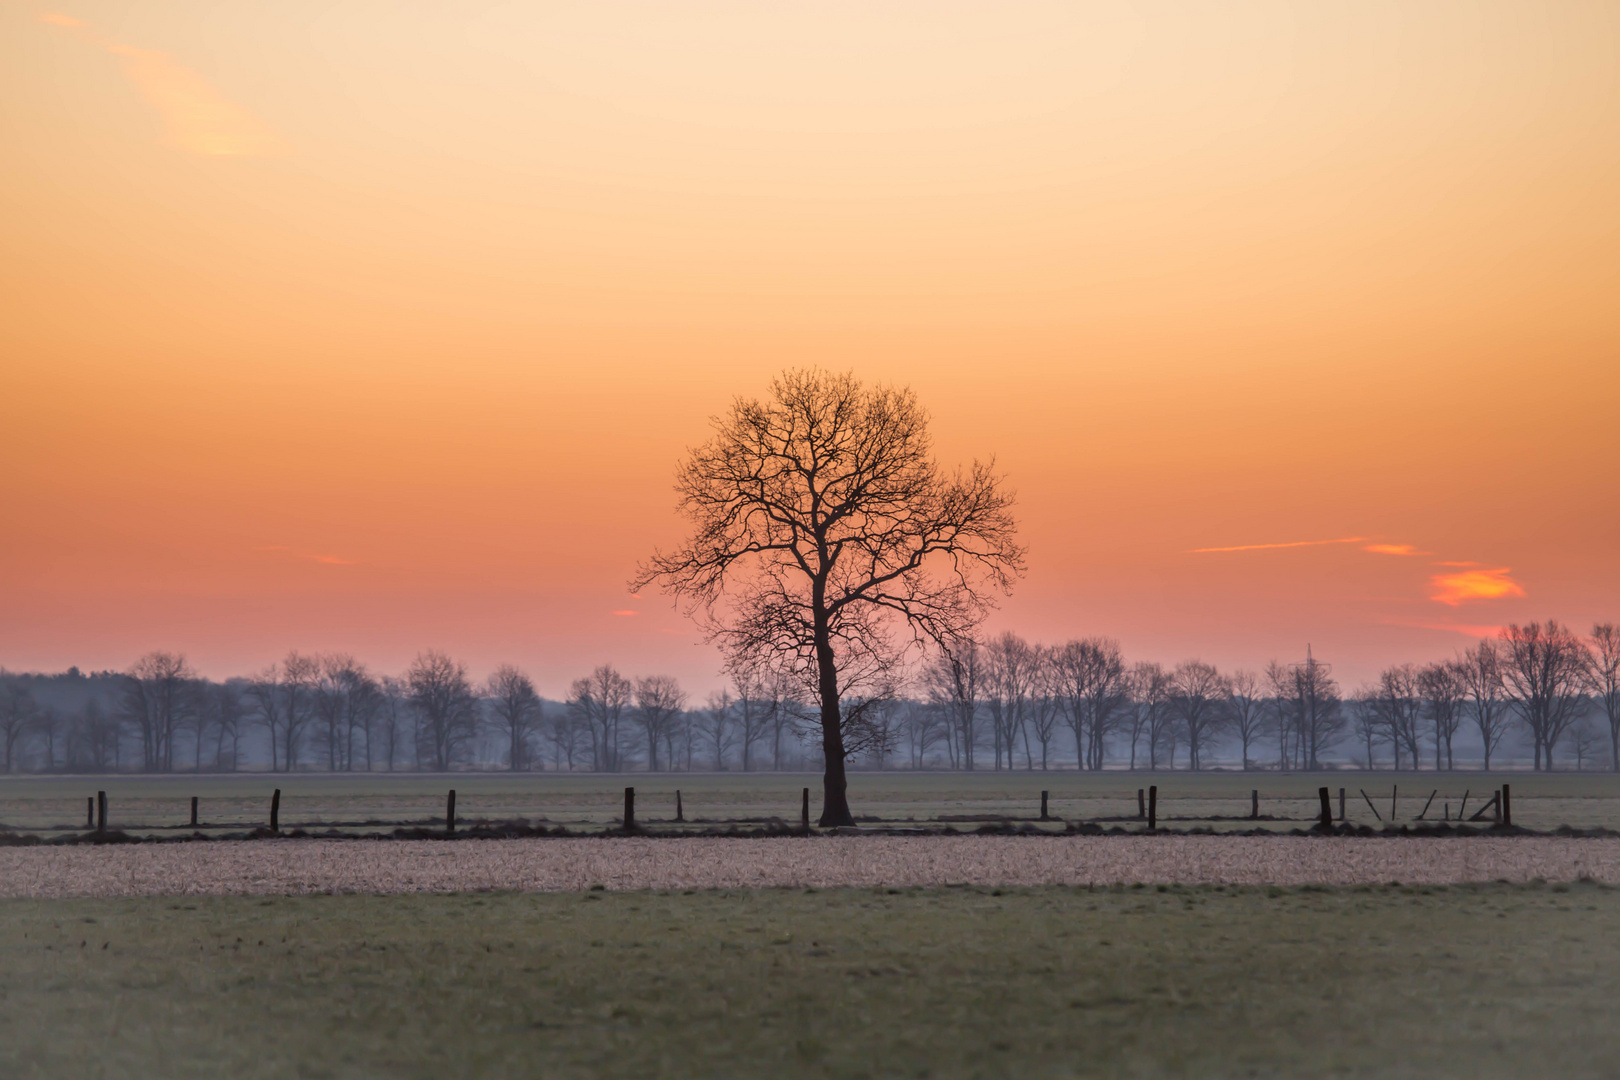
[1131,662,1174,770]
[1269,648,1342,770]
[727,667,775,771]
[1053,638,1129,771]
[1590,623,1620,771]
[1501,621,1592,770]
[1374,664,1425,770]
[569,664,632,772]
[407,651,479,772]
[901,699,946,768]
[1169,660,1226,771]
[248,652,318,773]
[923,640,984,771]
[1458,639,1510,770]
[1223,669,1266,771]
[0,679,38,772]
[210,681,246,771]
[634,369,1023,826]
[375,675,409,771]
[983,632,1037,770]
[543,703,583,771]
[1570,716,1602,770]
[697,690,735,770]
[1418,660,1467,770]
[123,652,194,772]
[487,665,542,771]
[634,675,687,771]
[1347,687,1387,769]
[1024,647,1062,770]
[66,698,120,772]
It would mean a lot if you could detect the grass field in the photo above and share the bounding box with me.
[3,883,1617,1078]
[5,770,1619,838]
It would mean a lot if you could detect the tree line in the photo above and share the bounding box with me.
[0,620,1614,775]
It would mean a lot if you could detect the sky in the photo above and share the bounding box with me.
[2,1,1617,696]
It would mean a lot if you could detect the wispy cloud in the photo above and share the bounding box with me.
[1382,618,1503,638]
[1190,536,1367,554]
[39,11,285,157]
[252,546,358,566]
[1429,567,1525,607]
[612,610,639,617]
[1362,543,1428,556]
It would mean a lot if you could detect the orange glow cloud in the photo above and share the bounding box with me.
[1429,568,1526,607]
[1363,544,1425,556]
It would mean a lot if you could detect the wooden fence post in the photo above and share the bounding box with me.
[190,796,198,828]
[676,790,684,822]
[1318,787,1332,829]
[1040,790,1050,821]
[96,791,106,832]
[1458,790,1470,820]
[1251,790,1258,819]
[446,789,456,833]
[86,796,94,828]
[1147,785,1157,830]
[624,787,635,832]
[1501,784,1511,827]
[1339,788,1346,822]
[1417,789,1437,820]
[801,787,811,833]
[1137,789,1146,819]
[1391,785,1397,821]
[1359,788,1382,822]
[270,788,280,833]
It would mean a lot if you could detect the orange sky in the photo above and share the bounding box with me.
[3,1,1617,694]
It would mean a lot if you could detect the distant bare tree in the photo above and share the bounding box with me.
[1347,687,1387,769]
[543,703,583,771]
[901,700,947,768]
[698,690,735,770]
[569,664,632,772]
[1053,638,1129,771]
[1570,716,1602,770]
[123,652,194,772]
[1418,660,1467,770]
[249,652,318,772]
[1374,664,1425,770]
[1501,621,1592,770]
[634,368,1023,826]
[983,633,1038,770]
[1131,662,1174,770]
[1223,669,1266,771]
[375,675,409,771]
[65,698,120,772]
[210,681,246,771]
[727,667,774,771]
[1590,623,1620,771]
[924,640,984,770]
[1458,639,1510,770]
[1024,648,1062,770]
[634,675,686,771]
[1170,660,1226,771]
[487,664,542,771]
[407,651,479,772]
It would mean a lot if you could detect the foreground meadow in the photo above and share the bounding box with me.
[3,884,1616,1079]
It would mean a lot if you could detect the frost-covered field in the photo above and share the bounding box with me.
[4,835,1619,897]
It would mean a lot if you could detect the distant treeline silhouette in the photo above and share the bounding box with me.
[0,620,1615,775]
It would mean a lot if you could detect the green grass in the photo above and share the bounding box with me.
[4,770,1619,837]
[4,883,1618,1078]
